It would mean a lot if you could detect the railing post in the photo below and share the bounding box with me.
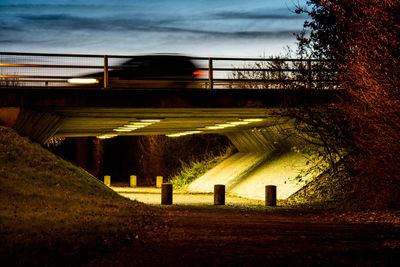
[208,57,213,90]
[307,58,312,89]
[104,55,109,89]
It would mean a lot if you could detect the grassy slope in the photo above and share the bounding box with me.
[284,166,360,208]
[0,126,161,266]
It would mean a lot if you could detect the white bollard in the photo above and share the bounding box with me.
[130,175,137,187]
[104,175,111,187]
[156,176,163,188]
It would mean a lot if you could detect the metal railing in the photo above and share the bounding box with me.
[199,57,337,90]
[0,52,338,89]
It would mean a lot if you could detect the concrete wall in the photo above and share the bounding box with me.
[225,124,303,153]
[187,125,316,200]
[0,107,20,127]
[0,107,64,144]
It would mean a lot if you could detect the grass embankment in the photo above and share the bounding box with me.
[169,149,232,189]
[284,170,353,208]
[0,126,162,266]
[284,163,384,210]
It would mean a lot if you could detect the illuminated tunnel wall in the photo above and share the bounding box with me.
[187,125,316,200]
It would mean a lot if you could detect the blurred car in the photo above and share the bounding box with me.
[68,54,203,88]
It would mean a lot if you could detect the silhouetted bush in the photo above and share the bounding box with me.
[295,0,400,208]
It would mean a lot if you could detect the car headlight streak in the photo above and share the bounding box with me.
[67,78,99,84]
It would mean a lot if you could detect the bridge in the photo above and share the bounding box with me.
[0,52,338,143]
[0,52,340,199]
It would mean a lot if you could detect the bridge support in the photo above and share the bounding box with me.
[10,108,64,144]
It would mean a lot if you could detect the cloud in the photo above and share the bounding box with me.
[150,26,298,39]
[15,13,298,40]
[17,13,176,31]
[212,10,307,20]
[0,1,304,56]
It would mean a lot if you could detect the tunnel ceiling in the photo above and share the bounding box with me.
[53,107,284,138]
[1,88,337,140]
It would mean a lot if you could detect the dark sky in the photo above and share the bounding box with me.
[0,0,308,57]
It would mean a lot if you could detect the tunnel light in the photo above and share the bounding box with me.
[140,119,161,123]
[112,120,158,134]
[124,125,140,129]
[185,131,201,135]
[114,128,132,132]
[199,120,255,132]
[206,126,226,129]
[97,134,117,139]
[166,133,183,137]
[124,124,146,128]
[243,118,264,122]
[218,124,237,127]
[119,127,137,131]
[130,122,153,126]
[229,121,250,125]
[167,130,201,137]
[67,78,99,84]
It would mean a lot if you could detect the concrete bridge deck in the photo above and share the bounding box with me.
[0,88,338,142]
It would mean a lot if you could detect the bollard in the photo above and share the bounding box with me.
[265,185,277,206]
[214,184,225,205]
[161,183,173,205]
[130,175,137,187]
[104,175,111,187]
[156,176,163,188]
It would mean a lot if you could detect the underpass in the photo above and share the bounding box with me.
[0,52,340,200]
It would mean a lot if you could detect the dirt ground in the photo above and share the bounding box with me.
[89,188,400,266]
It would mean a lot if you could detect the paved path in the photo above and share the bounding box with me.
[112,186,265,206]
[93,187,400,266]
